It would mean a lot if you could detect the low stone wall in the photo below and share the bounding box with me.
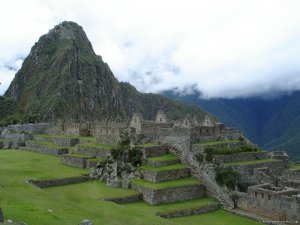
[52,137,79,147]
[214,152,268,164]
[76,145,111,158]
[139,146,169,158]
[25,141,68,156]
[0,139,26,149]
[156,203,219,218]
[5,123,51,135]
[104,194,142,204]
[87,159,107,168]
[28,176,90,188]
[141,167,190,183]
[132,183,206,205]
[236,191,300,221]
[3,133,33,142]
[147,158,180,167]
[60,154,94,168]
[33,135,52,142]
[283,170,300,182]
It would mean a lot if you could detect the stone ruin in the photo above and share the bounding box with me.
[236,183,300,222]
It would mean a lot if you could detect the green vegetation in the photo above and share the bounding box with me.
[65,153,94,158]
[0,150,262,225]
[135,143,162,148]
[215,167,240,190]
[79,142,112,150]
[87,157,106,162]
[205,144,259,156]
[288,163,300,171]
[139,164,186,172]
[78,136,96,142]
[225,159,278,166]
[131,177,200,190]
[111,133,142,166]
[147,154,178,162]
[195,140,240,146]
[0,96,39,126]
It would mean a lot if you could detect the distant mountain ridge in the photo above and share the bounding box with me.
[163,90,300,161]
[4,21,208,122]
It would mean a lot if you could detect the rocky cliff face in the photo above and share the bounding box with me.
[5,21,208,122]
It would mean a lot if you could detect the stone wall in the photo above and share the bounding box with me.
[2,133,33,142]
[33,135,52,142]
[214,152,268,164]
[141,167,190,183]
[5,123,51,134]
[227,160,286,183]
[28,176,90,188]
[60,154,94,168]
[25,141,69,156]
[131,183,205,205]
[139,146,169,158]
[104,194,142,204]
[52,137,79,147]
[76,145,111,158]
[156,203,219,218]
[283,170,300,182]
[236,185,300,221]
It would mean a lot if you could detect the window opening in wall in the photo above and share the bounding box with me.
[268,195,271,200]
[261,193,264,198]
[255,192,257,197]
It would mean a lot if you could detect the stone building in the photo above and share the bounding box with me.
[95,121,128,146]
[236,183,300,222]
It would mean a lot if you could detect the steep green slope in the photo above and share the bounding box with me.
[163,90,300,161]
[5,21,207,122]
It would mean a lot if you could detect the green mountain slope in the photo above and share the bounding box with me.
[4,21,207,122]
[163,90,300,161]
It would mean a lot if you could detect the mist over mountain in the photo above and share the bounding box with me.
[163,90,300,161]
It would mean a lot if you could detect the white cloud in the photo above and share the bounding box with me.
[1,0,300,98]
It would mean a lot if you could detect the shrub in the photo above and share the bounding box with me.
[111,132,142,167]
[195,153,204,163]
[204,149,214,162]
[215,166,240,190]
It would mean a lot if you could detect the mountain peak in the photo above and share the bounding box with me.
[5,22,208,122]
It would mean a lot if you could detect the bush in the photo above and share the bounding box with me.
[204,149,214,162]
[215,166,240,190]
[195,153,204,163]
[111,132,142,167]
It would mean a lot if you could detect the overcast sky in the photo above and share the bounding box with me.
[1,0,300,98]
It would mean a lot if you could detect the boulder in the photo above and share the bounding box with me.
[79,219,93,225]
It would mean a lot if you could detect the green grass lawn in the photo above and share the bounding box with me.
[147,154,178,162]
[194,140,240,146]
[0,150,262,225]
[139,164,186,172]
[225,159,278,166]
[288,163,300,171]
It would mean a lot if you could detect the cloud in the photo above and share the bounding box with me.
[1,0,300,98]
